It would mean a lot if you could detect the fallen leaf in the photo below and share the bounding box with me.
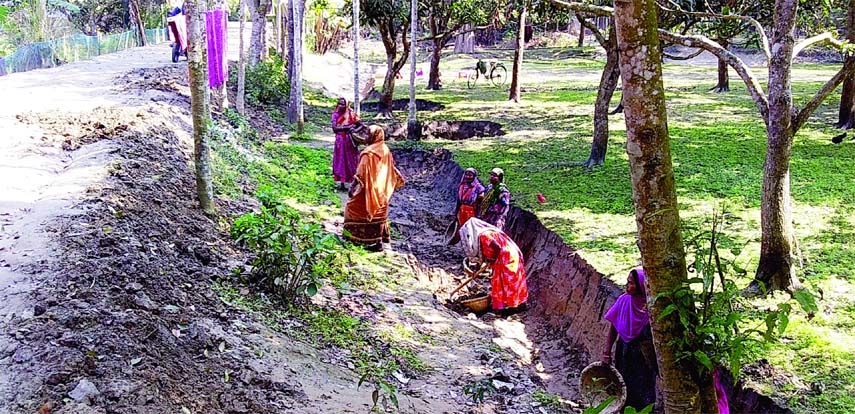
[130,357,143,366]
[171,329,181,338]
[218,341,225,353]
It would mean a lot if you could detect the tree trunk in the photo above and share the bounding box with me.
[585,24,619,169]
[248,0,270,66]
[508,2,527,103]
[129,0,147,46]
[237,0,247,115]
[288,0,304,133]
[613,0,718,411]
[711,39,730,93]
[286,0,294,81]
[454,23,474,53]
[407,0,420,140]
[837,0,855,128]
[186,0,216,215]
[378,23,410,117]
[577,24,585,47]
[751,0,802,295]
[353,0,360,115]
[427,38,443,90]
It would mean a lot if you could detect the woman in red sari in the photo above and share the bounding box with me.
[455,168,485,227]
[458,218,528,315]
[331,97,362,191]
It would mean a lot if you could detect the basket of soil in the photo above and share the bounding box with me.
[460,294,491,313]
[579,361,626,414]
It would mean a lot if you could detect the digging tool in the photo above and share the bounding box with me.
[448,260,490,300]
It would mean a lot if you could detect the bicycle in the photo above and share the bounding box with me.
[467,59,508,89]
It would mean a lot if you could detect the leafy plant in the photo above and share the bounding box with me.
[358,370,399,411]
[462,377,496,404]
[657,210,818,380]
[231,189,342,304]
[233,50,290,106]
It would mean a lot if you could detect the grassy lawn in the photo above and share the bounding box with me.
[373,49,854,413]
[216,45,855,413]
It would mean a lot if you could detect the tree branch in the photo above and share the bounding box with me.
[658,30,769,119]
[792,59,855,132]
[417,24,490,42]
[662,47,705,61]
[546,0,612,17]
[656,3,770,62]
[793,32,845,61]
[576,12,607,47]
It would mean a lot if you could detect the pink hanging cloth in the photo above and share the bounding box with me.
[205,9,228,88]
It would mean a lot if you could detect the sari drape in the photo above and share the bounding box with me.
[343,139,404,246]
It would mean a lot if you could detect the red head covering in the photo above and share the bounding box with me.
[604,267,649,343]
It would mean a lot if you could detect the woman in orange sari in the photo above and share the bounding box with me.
[343,125,405,252]
[459,218,528,315]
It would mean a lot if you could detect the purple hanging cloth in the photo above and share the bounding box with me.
[205,9,228,88]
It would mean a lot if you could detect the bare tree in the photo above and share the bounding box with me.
[186,0,215,214]
[508,0,526,103]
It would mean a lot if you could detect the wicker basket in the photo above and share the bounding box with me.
[460,294,490,313]
[579,361,626,414]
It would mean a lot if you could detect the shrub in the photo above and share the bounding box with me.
[238,50,290,106]
[231,188,341,303]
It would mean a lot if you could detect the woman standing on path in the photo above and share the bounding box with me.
[331,97,362,191]
[343,125,405,252]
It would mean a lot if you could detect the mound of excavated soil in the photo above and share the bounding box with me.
[3,107,303,413]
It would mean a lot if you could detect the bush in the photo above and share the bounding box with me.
[233,50,290,107]
[231,188,341,304]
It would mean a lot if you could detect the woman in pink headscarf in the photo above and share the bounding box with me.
[331,97,363,191]
[601,267,657,411]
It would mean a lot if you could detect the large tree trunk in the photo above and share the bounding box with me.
[236,0,247,115]
[427,38,443,90]
[454,23,474,53]
[508,2,527,103]
[753,0,802,294]
[378,23,410,117]
[248,0,270,66]
[186,0,216,215]
[585,24,619,169]
[752,0,802,295]
[711,39,730,93]
[613,0,718,411]
[129,0,147,46]
[837,0,855,128]
[287,0,304,132]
